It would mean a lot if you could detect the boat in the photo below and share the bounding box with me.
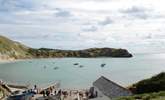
[8,91,34,100]
[74,63,79,65]
[73,63,79,65]
[28,61,32,63]
[101,64,106,67]
[39,82,60,94]
[44,66,46,69]
[79,65,84,68]
[54,67,59,70]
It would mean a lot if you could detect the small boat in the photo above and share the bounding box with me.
[101,64,106,67]
[28,61,32,63]
[8,92,34,100]
[44,66,46,69]
[54,67,59,70]
[79,65,84,68]
[74,63,79,65]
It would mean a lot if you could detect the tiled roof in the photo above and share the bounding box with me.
[93,76,132,99]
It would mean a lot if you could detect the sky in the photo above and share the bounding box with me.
[0,0,165,53]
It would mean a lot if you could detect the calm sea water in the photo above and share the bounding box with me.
[0,53,165,89]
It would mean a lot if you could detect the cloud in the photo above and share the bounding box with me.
[119,6,165,20]
[55,8,72,17]
[82,26,98,32]
[119,6,150,19]
[98,17,113,25]
[121,6,147,14]
[0,0,35,12]
[0,0,165,53]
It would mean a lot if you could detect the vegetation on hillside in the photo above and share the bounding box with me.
[28,47,132,58]
[0,35,133,60]
[116,91,165,100]
[117,72,165,100]
[0,36,32,59]
[129,72,165,94]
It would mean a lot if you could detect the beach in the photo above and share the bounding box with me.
[0,58,23,64]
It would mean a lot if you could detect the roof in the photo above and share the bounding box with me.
[93,76,132,99]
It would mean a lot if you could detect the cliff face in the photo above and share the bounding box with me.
[0,35,132,60]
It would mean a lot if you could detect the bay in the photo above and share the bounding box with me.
[0,53,165,89]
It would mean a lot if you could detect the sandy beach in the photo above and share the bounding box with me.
[0,58,22,64]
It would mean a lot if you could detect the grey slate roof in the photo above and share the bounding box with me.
[93,76,132,99]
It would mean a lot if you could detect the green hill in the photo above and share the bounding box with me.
[117,91,165,100]
[0,35,133,60]
[0,36,32,60]
[130,72,165,94]
[117,72,165,100]
[28,47,133,58]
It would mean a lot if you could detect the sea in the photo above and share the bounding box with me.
[0,53,165,89]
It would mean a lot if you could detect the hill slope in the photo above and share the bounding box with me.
[0,35,133,60]
[0,36,32,60]
[117,91,165,100]
[29,47,133,58]
[117,72,165,100]
[130,72,165,94]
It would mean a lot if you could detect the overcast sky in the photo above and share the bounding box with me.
[0,0,165,53]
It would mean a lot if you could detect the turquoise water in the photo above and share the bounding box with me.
[0,53,165,89]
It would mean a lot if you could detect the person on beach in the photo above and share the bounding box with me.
[85,91,89,97]
[58,89,62,96]
[43,90,46,97]
[79,92,83,98]
[54,90,56,95]
[0,80,3,84]
[33,85,38,94]
[34,85,37,89]
[69,90,71,96]
[95,91,98,97]
[50,87,53,95]
[46,89,50,97]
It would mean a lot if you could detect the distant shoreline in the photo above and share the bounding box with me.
[0,58,23,64]
[0,55,133,64]
[0,52,164,64]
[0,59,15,63]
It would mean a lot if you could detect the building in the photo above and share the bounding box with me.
[92,76,132,99]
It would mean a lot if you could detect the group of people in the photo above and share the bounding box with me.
[42,88,62,97]
[40,87,89,100]
[31,85,98,100]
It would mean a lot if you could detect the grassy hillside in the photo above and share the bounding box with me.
[0,36,32,59]
[130,72,165,94]
[0,35,133,60]
[117,72,165,100]
[28,47,133,58]
[117,91,165,100]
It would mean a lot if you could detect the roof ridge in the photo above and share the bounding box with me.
[99,76,132,93]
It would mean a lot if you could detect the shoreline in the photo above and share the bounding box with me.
[0,56,129,64]
[0,59,15,63]
[1,52,165,64]
[0,59,23,64]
